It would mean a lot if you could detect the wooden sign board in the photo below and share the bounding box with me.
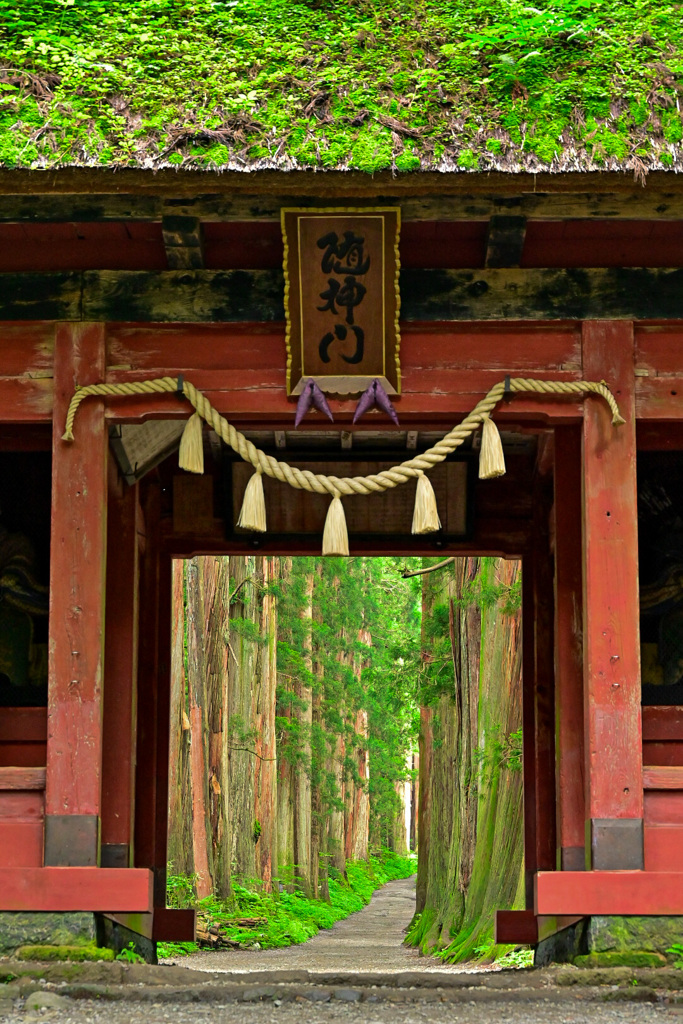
[231,459,471,540]
[282,208,401,396]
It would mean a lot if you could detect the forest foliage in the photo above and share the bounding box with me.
[167,553,524,964]
[0,0,680,172]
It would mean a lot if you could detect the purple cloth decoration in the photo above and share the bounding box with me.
[310,379,334,421]
[353,379,399,425]
[373,379,400,425]
[295,379,334,428]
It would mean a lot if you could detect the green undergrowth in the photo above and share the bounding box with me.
[0,0,681,173]
[159,850,416,959]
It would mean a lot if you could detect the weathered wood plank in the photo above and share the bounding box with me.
[535,870,683,916]
[45,323,108,867]
[0,273,81,319]
[0,867,153,912]
[50,267,683,321]
[582,321,643,871]
[0,267,681,321]
[0,767,46,790]
[636,376,683,420]
[643,766,683,789]
[4,192,683,222]
[161,214,204,270]
[83,269,284,321]
[485,215,527,268]
[0,377,53,422]
[400,267,683,321]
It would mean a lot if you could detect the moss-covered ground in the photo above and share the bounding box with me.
[0,0,681,174]
[159,850,416,959]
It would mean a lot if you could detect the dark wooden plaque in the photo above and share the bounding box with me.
[282,208,401,396]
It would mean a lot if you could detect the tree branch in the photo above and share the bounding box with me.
[401,556,456,578]
[228,745,277,762]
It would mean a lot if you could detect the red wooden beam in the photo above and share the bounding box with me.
[642,707,683,741]
[101,466,139,868]
[0,708,47,743]
[581,321,643,870]
[0,867,153,912]
[134,477,161,874]
[104,908,196,942]
[495,909,585,945]
[643,766,683,789]
[553,428,585,871]
[45,323,108,867]
[536,870,683,916]
[0,767,45,790]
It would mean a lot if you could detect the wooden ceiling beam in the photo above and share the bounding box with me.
[1,266,682,321]
[3,192,683,222]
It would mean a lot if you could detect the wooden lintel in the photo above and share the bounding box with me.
[5,191,683,222]
[0,867,153,912]
[485,215,527,268]
[1,267,683,322]
[536,871,683,916]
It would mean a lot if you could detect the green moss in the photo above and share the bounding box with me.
[0,0,680,171]
[15,944,115,963]
[573,952,667,969]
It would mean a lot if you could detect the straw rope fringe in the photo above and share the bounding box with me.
[62,376,624,498]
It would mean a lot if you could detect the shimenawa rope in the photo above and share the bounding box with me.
[62,375,624,554]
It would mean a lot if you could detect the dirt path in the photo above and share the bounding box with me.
[163,874,470,975]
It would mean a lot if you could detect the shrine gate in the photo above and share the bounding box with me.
[2,170,683,956]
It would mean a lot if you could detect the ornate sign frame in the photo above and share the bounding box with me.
[282,207,401,396]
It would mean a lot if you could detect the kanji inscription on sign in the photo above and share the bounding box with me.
[282,208,401,396]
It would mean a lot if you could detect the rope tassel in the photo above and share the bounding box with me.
[479,414,506,480]
[178,412,205,474]
[322,495,349,557]
[238,469,267,533]
[412,471,441,535]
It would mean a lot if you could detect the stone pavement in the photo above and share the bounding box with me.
[3,875,683,1018]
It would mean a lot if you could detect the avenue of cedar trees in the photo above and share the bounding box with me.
[168,555,523,961]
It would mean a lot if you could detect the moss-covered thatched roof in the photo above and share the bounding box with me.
[1,0,681,177]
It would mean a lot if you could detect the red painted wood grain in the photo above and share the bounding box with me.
[101,472,139,853]
[0,867,153,912]
[0,767,46,790]
[536,870,683,915]
[643,766,683,789]
[645,791,683,825]
[581,321,643,823]
[642,707,683,741]
[0,824,43,867]
[554,427,586,859]
[46,323,108,820]
[644,825,683,871]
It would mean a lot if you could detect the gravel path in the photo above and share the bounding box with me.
[163,874,469,975]
[2,997,673,1023]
